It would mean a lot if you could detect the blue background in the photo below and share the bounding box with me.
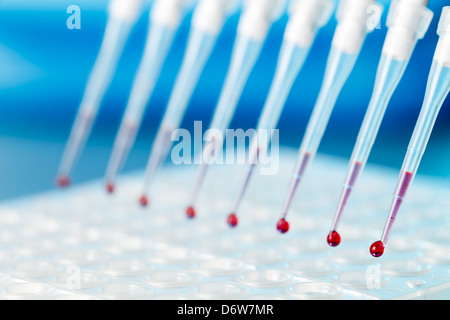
[0,0,449,200]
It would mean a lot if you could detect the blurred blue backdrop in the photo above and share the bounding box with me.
[0,0,449,200]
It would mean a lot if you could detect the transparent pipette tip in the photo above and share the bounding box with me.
[327,161,363,247]
[226,146,260,228]
[56,111,96,188]
[104,122,139,194]
[185,136,219,219]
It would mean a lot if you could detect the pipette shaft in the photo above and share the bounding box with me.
[381,51,450,246]
[140,29,218,198]
[280,49,358,219]
[188,36,263,205]
[232,42,309,210]
[329,55,407,231]
[57,17,135,182]
[104,23,179,188]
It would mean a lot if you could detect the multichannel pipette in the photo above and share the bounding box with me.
[56,0,142,188]
[370,7,450,258]
[276,0,383,234]
[327,0,433,247]
[226,0,335,227]
[138,0,240,206]
[184,0,288,219]
[104,0,195,194]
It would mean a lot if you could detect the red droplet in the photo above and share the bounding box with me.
[106,182,115,194]
[56,175,71,188]
[139,195,149,207]
[227,213,238,228]
[370,241,385,258]
[186,206,196,219]
[327,231,341,247]
[276,218,289,234]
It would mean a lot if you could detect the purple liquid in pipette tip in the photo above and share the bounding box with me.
[389,172,413,223]
[279,152,312,228]
[374,171,414,255]
[370,171,414,258]
[328,161,363,247]
[297,152,311,178]
[348,161,363,186]
[336,161,363,216]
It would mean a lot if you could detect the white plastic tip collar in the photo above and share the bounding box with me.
[437,7,450,36]
[336,0,383,32]
[332,0,383,54]
[193,0,240,34]
[382,0,434,61]
[284,0,334,48]
[435,7,450,66]
[386,0,433,39]
[151,0,194,29]
[238,0,288,41]
[108,0,142,23]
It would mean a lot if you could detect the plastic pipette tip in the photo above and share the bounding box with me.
[105,182,115,194]
[56,175,71,188]
[276,218,289,234]
[370,241,385,258]
[185,206,196,219]
[327,231,341,247]
[139,195,149,207]
[227,213,238,228]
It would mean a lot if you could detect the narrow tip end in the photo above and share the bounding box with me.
[327,231,341,247]
[370,241,385,258]
[227,213,238,228]
[56,175,71,188]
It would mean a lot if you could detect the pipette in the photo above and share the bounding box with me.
[370,7,450,258]
[327,0,433,247]
[138,0,241,207]
[103,0,195,194]
[56,0,142,188]
[276,0,383,234]
[184,0,288,219]
[226,0,335,227]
